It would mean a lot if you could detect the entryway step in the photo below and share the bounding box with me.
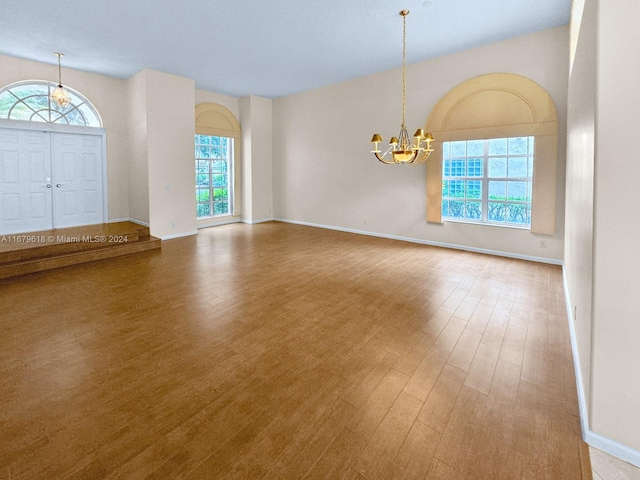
[0,222,161,280]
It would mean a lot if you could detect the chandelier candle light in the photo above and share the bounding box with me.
[50,52,71,108]
[371,10,434,164]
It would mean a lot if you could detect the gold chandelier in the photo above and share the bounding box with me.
[370,10,434,164]
[50,52,71,108]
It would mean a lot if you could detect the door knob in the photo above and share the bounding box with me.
[45,184,52,188]
[56,184,63,188]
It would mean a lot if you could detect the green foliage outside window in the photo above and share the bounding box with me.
[0,81,101,126]
[195,135,232,218]
[442,137,533,227]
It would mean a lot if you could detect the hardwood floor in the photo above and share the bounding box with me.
[590,446,640,479]
[0,222,589,479]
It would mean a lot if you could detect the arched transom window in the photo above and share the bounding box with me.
[0,80,102,127]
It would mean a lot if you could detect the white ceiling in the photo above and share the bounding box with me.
[0,0,571,99]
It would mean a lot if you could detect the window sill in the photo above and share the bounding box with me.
[443,218,531,231]
[197,215,240,229]
[197,214,233,220]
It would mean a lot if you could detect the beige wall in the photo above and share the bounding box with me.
[143,70,197,239]
[0,54,130,220]
[565,0,596,430]
[127,69,197,238]
[592,0,640,452]
[239,95,273,223]
[566,0,640,461]
[127,71,149,224]
[272,27,569,262]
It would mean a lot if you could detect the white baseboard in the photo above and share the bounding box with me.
[128,218,149,227]
[562,266,590,440]
[197,218,241,229]
[273,218,562,265]
[110,217,150,227]
[562,266,640,468]
[159,230,198,240]
[586,431,640,468]
[242,218,274,225]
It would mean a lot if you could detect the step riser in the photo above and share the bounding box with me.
[0,222,161,280]
[0,234,143,263]
[0,239,161,280]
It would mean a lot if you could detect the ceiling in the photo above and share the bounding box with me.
[0,0,571,99]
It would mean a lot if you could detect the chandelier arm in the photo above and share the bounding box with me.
[374,152,396,164]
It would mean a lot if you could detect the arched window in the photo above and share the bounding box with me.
[424,73,559,235]
[0,80,102,127]
[195,103,242,220]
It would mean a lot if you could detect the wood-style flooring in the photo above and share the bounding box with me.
[0,222,590,479]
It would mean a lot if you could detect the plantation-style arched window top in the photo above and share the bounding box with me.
[424,73,559,235]
[0,80,102,127]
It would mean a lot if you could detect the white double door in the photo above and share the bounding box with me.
[0,128,104,235]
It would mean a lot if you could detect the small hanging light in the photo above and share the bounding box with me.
[370,10,434,164]
[50,52,71,108]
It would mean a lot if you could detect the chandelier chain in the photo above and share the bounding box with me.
[54,52,64,86]
[401,12,407,128]
[369,9,434,165]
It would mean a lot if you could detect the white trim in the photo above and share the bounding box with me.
[585,431,640,468]
[159,230,198,240]
[562,266,640,468]
[562,266,590,439]
[0,118,105,136]
[274,218,562,265]
[99,133,108,225]
[197,217,241,229]
[242,218,273,225]
[130,219,149,227]
[109,218,150,227]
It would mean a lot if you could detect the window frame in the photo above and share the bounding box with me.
[442,136,534,229]
[194,102,241,227]
[195,134,234,219]
[424,73,559,235]
[0,80,102,127]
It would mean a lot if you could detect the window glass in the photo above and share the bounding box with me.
[0,81,102,127]
[442,136,534,227]
[195,135,233,218]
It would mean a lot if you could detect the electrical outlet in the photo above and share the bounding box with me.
[539,240,546,248]
[171,222,176,228]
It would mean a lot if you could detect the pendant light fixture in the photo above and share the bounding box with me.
[50,52,71,108]
[370,10,434,164]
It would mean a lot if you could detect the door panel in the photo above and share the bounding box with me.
[0,129,52,234]
[51,133,103,228]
